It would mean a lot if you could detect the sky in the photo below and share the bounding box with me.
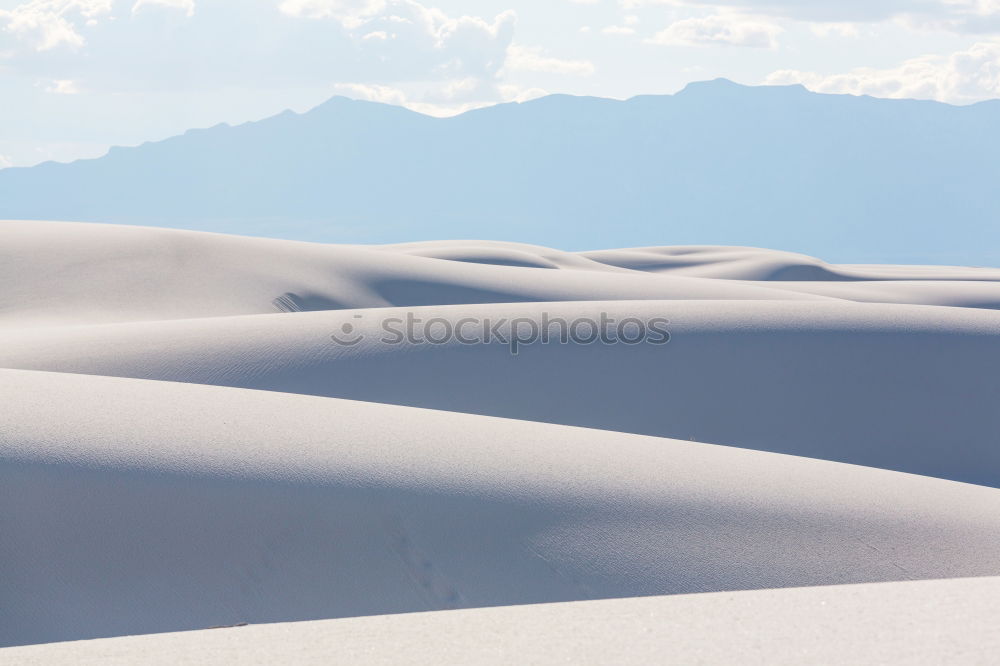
[1,0,999,167]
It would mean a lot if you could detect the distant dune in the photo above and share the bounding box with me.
[2,220,999,660]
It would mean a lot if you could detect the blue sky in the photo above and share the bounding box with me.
[2,0,999,167]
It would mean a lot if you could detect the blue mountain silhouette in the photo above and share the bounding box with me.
[2,78,998,265]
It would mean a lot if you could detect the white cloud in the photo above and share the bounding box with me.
[622,0,1000,35]
[328,78,548,117]
[131,0,195,17]
[765,40,1000,104]
[407,80,548,116]
[808,22,861,38]
[0,0,112,51]
[45,78,80,93]
[278,0,385,26]
[0,0,521,97]
[504,44,595,75]
[332,81,407,105]
[648,14,783,48]
[602,12,639,34]
[0,154,12,168]
[276,0,520,65]
[903,0,1000,33]
[498,83,548,102]
[317,3,517,85]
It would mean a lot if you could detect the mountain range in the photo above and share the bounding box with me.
[3,78,999,265]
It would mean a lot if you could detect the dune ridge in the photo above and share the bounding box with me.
[6,221,1000,328]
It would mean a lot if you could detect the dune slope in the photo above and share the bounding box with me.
[3,368,1000,646]
[4,577,999,665]
[2,300,998,486]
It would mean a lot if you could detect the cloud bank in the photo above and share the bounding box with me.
[767,40,1000,104]
[0,0,586,107]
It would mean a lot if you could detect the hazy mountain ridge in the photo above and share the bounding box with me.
[3,78,999,264]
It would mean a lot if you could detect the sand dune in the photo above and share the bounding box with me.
[0,221,832,328]
[5,576,999,665]
[5,221,1000,329]
[3,220,999,657]
[581,245,1000,281]
[2,299,998,486]
[3,368,1000,647]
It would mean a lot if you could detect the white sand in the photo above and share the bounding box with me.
[5,220,1000,328]
[2,300,997,484]
[4,577,999,665]
[2,220,999,659]
[3,368,1000,646]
